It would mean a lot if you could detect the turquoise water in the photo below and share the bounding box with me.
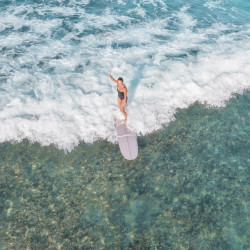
[0,0,250,148]
[1,0,250,248]
[1,91,249,249]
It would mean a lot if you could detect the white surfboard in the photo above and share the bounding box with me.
[114,117,138,160]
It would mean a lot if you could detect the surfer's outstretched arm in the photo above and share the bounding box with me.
[109,73,118,84]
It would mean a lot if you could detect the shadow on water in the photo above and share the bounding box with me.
[127,65,144,106]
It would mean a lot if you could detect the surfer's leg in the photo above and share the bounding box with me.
[117,97,121,107]
[120,100,127,120]
[120,108,127,120]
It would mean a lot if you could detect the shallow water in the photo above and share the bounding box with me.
[1,91,249,249]
[0,0,250,149]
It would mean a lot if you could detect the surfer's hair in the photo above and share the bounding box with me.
[118,77,123,82]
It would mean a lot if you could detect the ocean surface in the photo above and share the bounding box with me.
[0,0,250,249]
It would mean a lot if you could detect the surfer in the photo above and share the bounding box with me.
[109,73,128,120]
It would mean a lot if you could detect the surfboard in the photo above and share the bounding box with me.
[114,117,138,160]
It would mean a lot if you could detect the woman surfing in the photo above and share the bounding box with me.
[109,73,128,120]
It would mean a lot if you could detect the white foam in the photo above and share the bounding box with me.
[204,0,226,10]
[0,2,249,150]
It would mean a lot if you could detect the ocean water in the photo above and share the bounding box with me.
[1,91,249,249]
[0,0,250,149]
[0,0,250,249]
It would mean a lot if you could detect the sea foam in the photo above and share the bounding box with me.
[0,0,249,150]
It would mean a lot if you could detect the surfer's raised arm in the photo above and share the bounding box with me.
[109,73,118,84]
